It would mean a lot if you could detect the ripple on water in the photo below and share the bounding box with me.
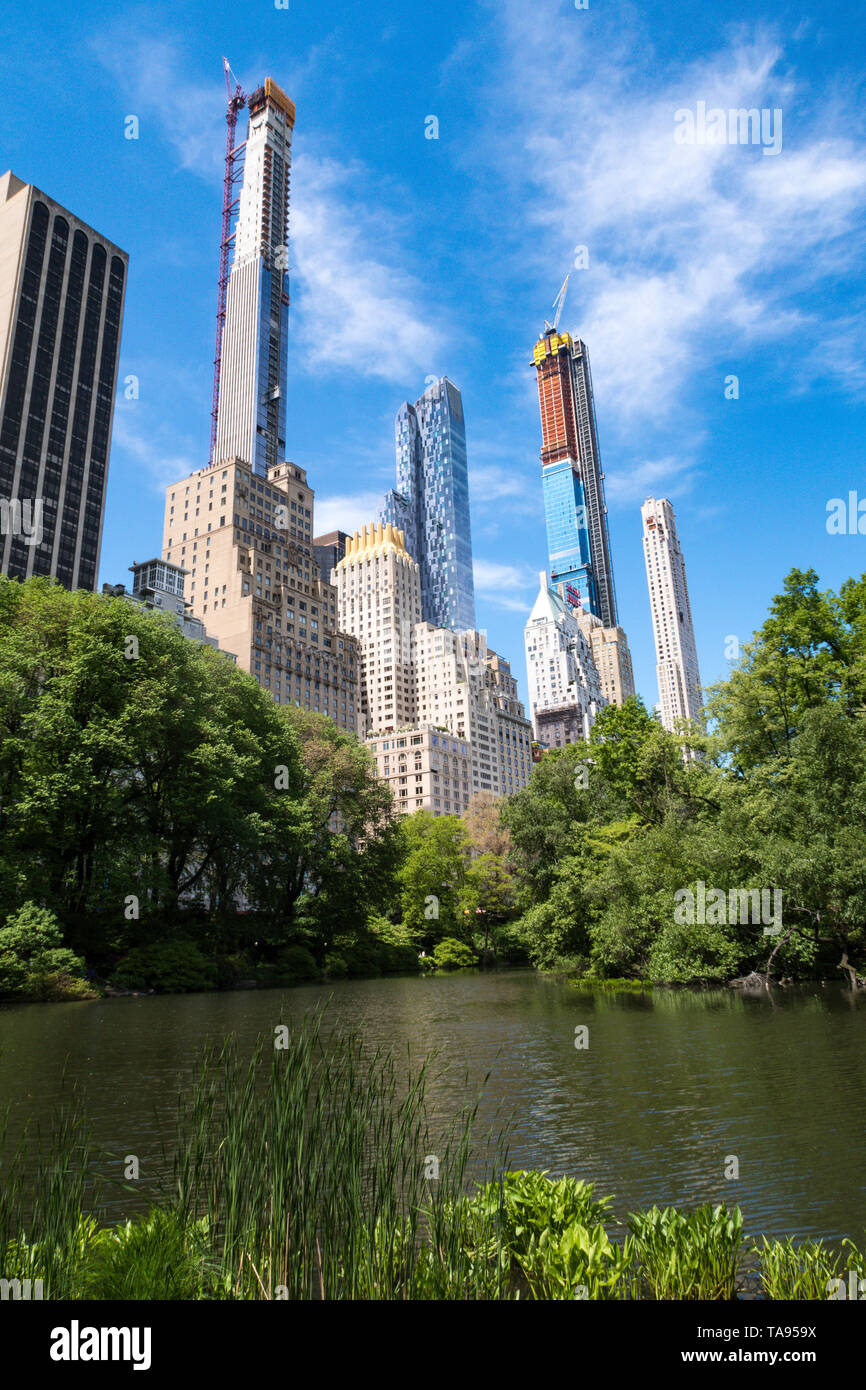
[0,972,863,1238]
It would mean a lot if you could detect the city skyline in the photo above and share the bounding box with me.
[2,2,865,715]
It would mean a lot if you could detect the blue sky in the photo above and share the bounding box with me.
[2,0,865,709]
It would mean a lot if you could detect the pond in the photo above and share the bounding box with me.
[1,969,863,1239]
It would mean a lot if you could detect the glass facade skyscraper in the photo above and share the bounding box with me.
[542,458,594,613]
[381,376,476,632]
[0,171,127,590]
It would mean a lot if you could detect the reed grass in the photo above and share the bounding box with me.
[169,1007,509,1298]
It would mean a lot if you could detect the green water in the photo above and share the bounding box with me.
[1,969,863,1240]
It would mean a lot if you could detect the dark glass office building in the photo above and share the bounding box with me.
[0,171,127,589]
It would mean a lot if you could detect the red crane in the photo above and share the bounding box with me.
[209,57,247,464]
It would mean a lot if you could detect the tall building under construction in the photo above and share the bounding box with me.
[533,327,617,629]
[214,79,294,477]
[529,307,635,726]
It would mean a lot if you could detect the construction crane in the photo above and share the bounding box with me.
[209,58,247,464]
[544,273,570,335]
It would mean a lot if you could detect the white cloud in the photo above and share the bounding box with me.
[468,463,529,502]
[312,492,385,537]
[290,155,448,382]
[474,8,866,425]
[604,456,698,506]
[111,406,200,493]
[473,557,538,613]
[89,33,225,179]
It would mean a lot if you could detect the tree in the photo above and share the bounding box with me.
[745,704,866,968]
[462,792,511,858]
[706,568,866,774]
[397,812,467,949]
[502,743,600,905]
[247,707,402,964]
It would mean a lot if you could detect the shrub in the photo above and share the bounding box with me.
[324,953,349,979]
[32,971,98,1002]
[273,945,321,983]
[432,938,477,971]
[0,902,88,998]
[341,941,382,978]
[628,1203,743,1299]
[754,1236,864,1300]
[110,941,218,994]
[214,952,251,988]
[379,942,422,974]
[368,914,421,974]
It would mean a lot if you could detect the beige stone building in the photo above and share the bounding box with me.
[575,609,636,708]
[641,496,703,732]
[335,522,421,734]
[365,726,472,816]
[161,457,359,729]
[413,625,532,799]
[335,522,533,813]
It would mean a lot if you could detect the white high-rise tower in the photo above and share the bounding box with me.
[641,497,703,732]
[524,572,604,748]
[215,78,294,477]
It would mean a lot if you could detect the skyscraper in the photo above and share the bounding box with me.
[641,497,703,731]
[532,329,617,627]
[312,528,349,586]
[574,608,636,708]
[214,79,294,477]
[524,572,605,748]
[381,376,476,631]
[334,522,421,735]
[335,520,533,812]
[162,457,359,730]
[0,171,127,589]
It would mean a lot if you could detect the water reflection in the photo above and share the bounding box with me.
[0,971,863,1239]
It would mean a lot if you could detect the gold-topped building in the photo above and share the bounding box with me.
[335,521,421,734]
[334,522,533,814]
